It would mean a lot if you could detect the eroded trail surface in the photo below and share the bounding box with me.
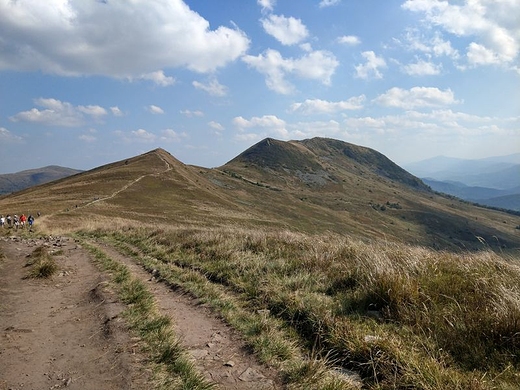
[0,236,282,389]
[89,241,281,389]
[0,236,149,390]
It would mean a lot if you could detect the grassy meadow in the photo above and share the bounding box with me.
[66,223,520,389]
[2,146,520,388]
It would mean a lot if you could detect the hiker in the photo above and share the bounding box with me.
[13,215,19,229]
[0,215,4,228]
[6,214,12,228]
[28,215,34,228]
[20,214,27,228]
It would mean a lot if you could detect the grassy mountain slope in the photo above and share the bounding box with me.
[3,139,520,389]
[1,139,519,251]
[0,166,82,194]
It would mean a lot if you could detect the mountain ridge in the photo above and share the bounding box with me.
[1,138,519,251]
[0,165,83,195]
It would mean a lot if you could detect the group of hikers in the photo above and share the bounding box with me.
[0,213,36,230]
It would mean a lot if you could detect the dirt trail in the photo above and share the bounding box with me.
[89,240,281,389]
[0,235,149,390]
[0,235,282,389]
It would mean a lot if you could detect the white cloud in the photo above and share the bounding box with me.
[161,129,187,142]
[78,105,107,117]
[243,49,338,94]
[110,106,123,117]
[354,51,387,79]
[0,0,250,77]
[258,0,276,13]
[193,78,228,96]
[10,98,107,127]
[373,87,460,109]
[139,71,175,87]
[131,129,157,142]
[180,109,204,117]
[402,58,442,76]
[261,14,309,46]
[319,0,341,8]
[402,0,520,68]
[289,95,365,115]
[79,133,97,143]
[338,35,361,46]
[208,121,224,131]
[401,29,459,59]
[147,105,165,115]
[467,42,502,65]
[233,115,289,140]
[0,127,23,142]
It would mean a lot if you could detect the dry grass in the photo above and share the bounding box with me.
[24,245,58,278]
[76,224,520,389]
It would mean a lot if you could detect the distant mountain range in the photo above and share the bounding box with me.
[0,166,83,195]
[404,154,520,211]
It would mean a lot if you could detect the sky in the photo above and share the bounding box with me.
[0,0,519,174]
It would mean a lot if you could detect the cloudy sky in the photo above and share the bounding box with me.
[1,0,519,173]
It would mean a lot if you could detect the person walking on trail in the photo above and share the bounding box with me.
[28,215,34,229]
[20,214,27,229]
[0,215,4,228]
[6,214,11,228]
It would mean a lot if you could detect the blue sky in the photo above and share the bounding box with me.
[0,0,519,174]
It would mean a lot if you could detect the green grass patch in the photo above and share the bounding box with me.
[79,239,215,390]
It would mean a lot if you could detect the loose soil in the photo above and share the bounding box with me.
[0,235,281,389]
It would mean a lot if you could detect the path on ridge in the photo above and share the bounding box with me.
[0,235,282,389]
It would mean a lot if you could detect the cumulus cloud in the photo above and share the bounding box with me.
[139,71,175,87]
[261,14,309,46]
[0,127,23,142]
[233,115,289,140]
[402,58,442,76]
[319,0,341,8]
[79,129,97,143]
[161,129,187,142]
[243,49,339,94]
[373,87,460,109]
[147,105,164,115]
[402,0,519,68]
[338,35,361,46]
[354,51,387,79]
[258,0,276,13]
[110,106,123,117]
[289,95,365,115]
[401,29,460,59]
[208,121,224,131]
[131,129,156,142]
[10,98,108,127]
[0,0,250,77]
[180,109,204,117]
[193,78,228,96]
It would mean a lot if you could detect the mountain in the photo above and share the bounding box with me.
[405,154,520,211]
[0,166,83,195]
[1,139,519,251]
[404,154,520,190]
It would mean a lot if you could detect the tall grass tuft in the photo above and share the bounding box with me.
[25,245,58,278]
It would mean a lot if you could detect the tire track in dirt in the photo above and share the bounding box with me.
[88,240,283,390]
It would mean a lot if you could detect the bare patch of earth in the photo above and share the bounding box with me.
[0,235,282,389]
[0,235,149,390]
[89,241,282,389]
